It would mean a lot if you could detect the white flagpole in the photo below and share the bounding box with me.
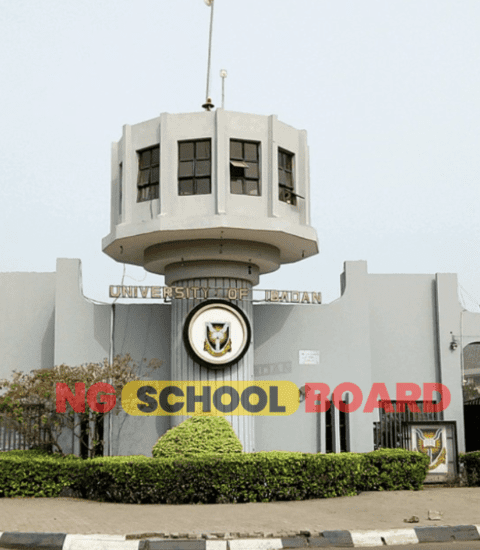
[204,0,215,106]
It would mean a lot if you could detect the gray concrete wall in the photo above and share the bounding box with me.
[253,261,468,454]
[52,259,172,457]
[367,273,439,392]
[54,258,110,367]
[0,271,55,381]
[0,257,473,456]
[254,261,375,454]
[434,273,465,452]
[108,302,171,457]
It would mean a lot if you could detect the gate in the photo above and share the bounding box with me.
[464,398,480,452]
[0,404,51,452]
[373,400,442,450]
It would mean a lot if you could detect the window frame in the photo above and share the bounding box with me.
[229,139,261,197]
[177,139,212,196]
[278,147,297,206]
[136,145,160,203]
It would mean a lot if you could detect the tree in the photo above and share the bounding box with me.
[463,379,480,402]
[0,354,161,457]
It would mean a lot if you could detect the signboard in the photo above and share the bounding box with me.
[109,285,322,304]
[402,421,458,483]
[299,350,320,365]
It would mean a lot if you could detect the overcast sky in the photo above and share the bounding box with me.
[1,0,479,308]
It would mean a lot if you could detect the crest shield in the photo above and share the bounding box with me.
[204,322,232,357]
[415,428,446,470]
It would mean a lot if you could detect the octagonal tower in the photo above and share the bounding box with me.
[102,108,319,451]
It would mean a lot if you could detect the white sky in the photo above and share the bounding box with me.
[1,0,479,308]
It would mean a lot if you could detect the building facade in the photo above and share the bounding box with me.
[1,108,479,457]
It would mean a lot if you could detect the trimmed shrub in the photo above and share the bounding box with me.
[362,448,430,491]
[152,416,243,458]
[460,451,480,486]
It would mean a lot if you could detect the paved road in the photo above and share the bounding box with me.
[379,544,480,550]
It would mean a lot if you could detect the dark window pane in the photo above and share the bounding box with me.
[179,142,194,160]
[139,169,150,186]
[144,186,154,201]
[245,163,258,179]
[196,140,210,159]
[230,164,244,179]
[244,143,258,162]
[179,179,194,195]
[179,161,194,178]
[196,160,211,177]
[278,149,295,205]
[151,166,159,183]
[151,184,159,200]
[284,154,292,171]
[230,140,243,160]
[196,178,211,194]
[231,179,243,194]
[138,186,149,202]
[139,150,151,169]
[245,180,259,196]
[137,145,160,202]
[151,147,160,165]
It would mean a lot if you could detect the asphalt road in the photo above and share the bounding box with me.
[374,545,480,550]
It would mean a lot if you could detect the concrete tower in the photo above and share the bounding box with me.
[102,108,319,451]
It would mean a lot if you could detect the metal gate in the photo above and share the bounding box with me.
[373,400,442,450]
[0,405,51,452]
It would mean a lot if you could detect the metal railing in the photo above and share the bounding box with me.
[0,404,51,452]
[373,401,441,450]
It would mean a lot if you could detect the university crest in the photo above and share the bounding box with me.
[415,428,446,471]
[204,322,232,357]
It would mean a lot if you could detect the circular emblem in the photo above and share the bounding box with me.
[183,300,251,370]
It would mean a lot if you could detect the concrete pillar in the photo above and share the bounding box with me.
[168,265,256,452]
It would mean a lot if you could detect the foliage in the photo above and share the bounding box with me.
[152,416,243,458]
[361,448,430,491]
[0,448,429,503]
[0,450,81,497]
[463,381,480,402]
[460,451,480,486]
[0,354,161,457]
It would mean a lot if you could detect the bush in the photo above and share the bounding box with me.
[460,451,480,486]
[0,447,429,503]
[152,416,243,458]
[0,450,81,497]
[362,448,429,491]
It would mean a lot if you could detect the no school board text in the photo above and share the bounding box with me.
[56,381,450,416]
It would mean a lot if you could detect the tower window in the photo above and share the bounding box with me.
[278,148,296,205]
[137,145,160,202]
[178,139,211,195]
[118,163,123,215]
[230,140,260,196]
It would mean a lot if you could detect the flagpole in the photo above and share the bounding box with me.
[204,0,215,110]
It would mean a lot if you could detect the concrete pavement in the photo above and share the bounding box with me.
[0,486,479,548]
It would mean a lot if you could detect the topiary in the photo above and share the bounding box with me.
[152,416,243,458]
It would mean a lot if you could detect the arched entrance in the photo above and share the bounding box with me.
[463,342,480,451]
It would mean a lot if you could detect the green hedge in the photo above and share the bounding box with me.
[460,452,480,486]
[0,450,81,498]
[0,448,429,503]
[362,448,430,491]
